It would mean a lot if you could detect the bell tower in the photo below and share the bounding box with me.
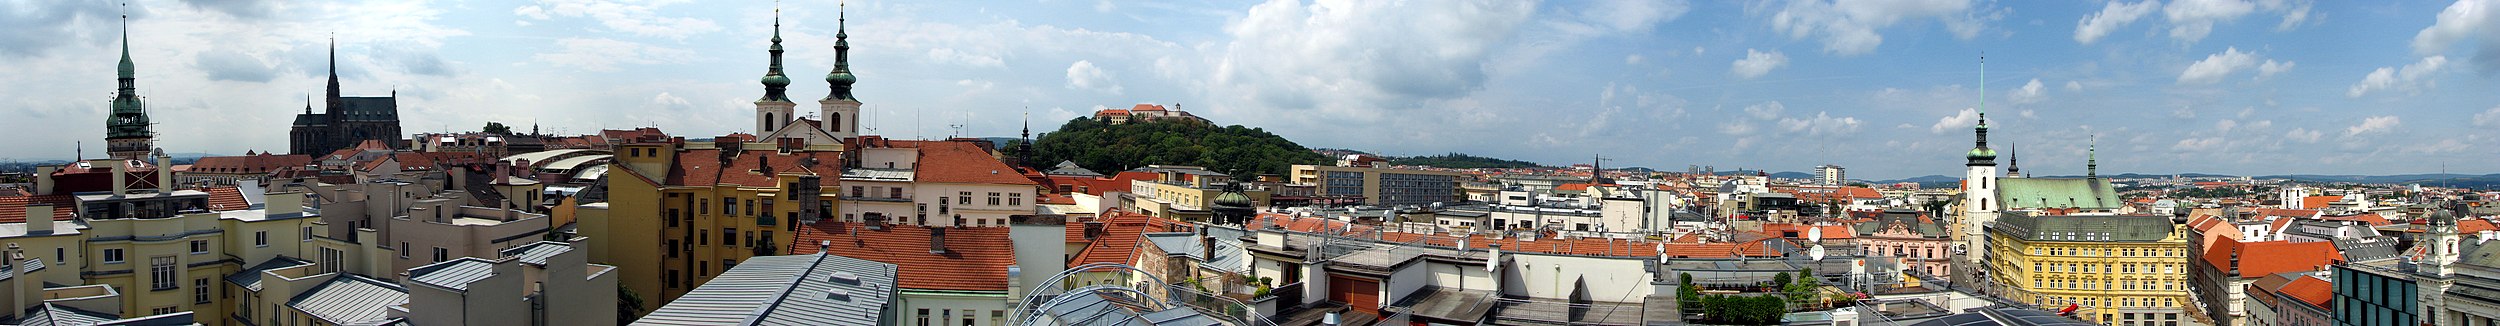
[105,6,155,161]
[820,1,863,140]
[754,5,796,135]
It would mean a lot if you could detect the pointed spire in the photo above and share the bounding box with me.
[1966,53,1996,166]
[2007,143,2021,176]
[825,0,858,101]
[118,2,133,80]
[2087,135,2099,179]
[325,33,341,114]
[106,1,153,146]
[758,1,791,102]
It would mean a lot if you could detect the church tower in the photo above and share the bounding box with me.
[1961,55,2002,270]
[755,6,797,135]
[105,9,155,161]
[819,1,863,140]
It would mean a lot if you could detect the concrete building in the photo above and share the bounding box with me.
[634,250,899,326]
[589,136,840,306]
[403,241,618,326]
[1289,164,1464,208]
[1817,164,1846,186]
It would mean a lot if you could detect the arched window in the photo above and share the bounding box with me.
[764,113,776,132]
[831,113,843,132]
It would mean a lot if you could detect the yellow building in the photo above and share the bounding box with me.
[593,138,841,308]
[1985,212,2193,325]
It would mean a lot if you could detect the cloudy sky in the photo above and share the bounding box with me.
[3,0,2496,179]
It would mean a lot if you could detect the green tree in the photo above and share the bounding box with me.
[617,285,646,325]
[1030,118,1327,177]
[483,122,513,135]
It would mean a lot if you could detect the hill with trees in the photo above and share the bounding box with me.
[1019,117,1327,177]
[1387,153,1543,169]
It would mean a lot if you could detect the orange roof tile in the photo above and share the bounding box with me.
[2203,238,2340,278]
[204,187,250,212]
[662,149,845,187]
[1130,104,1167,111]
[910,141,1038,185]
[791,222,1015,292]
[2301,196,2341,210]
[0,195,75,224]
[2274,275,2333,308]
[188,154,312,174]
[2321,213,2391,226]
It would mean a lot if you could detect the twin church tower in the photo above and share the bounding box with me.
[754,3,864,142]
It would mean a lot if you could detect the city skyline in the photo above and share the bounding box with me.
[2,0,2495,180]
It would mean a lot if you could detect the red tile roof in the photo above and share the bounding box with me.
[1130,104,1167,112]
[1248,213,1373,235]
[188,154,312,174]
[2253,208,2320,219]
[2201,237,2340,278]
[1069,213,1187,266]
[791,222,1016,292]
[1554,183,1593,192]
[1761,223,1854,240]
[600,128,668,144]
[2301,196,2342,210]
[204,187,250,212]
[2273,275,2333,308]
[910,141,1037,185]
[2465,219,2500,234]
[0,195,75,224]
[662,149,845,187]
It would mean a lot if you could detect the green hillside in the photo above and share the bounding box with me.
[1020,117,1327,177]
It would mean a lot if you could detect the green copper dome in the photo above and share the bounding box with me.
[1966,148,1997,161]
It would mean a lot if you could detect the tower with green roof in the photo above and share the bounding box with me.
[755,4,797,135]
[819,1,863,140]
[105,9,155,160]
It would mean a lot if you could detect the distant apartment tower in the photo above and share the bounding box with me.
[1816,164,1845,186]
[1290,164,1464,208]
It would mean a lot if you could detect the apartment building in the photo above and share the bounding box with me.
[590,136,841,306]
[1288,164,1464,208]
[1985,213,2194,326]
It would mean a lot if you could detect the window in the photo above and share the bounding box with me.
[667,209,681,227]
[918,309,931,326]
[55,248,63,264]
[699,261,709,276]
[724,197,737,215]
[399,242,410,258]
[1010,193,1022,206]
[988,192,1001,206]
[302,226,314,241]
[666,240,680,258]
[194,278,211,304]
[319,248,343,274]
[724,228,739,246]
[151,306,177,316]
[103,249,125,264]
[190,240,209,254]
[959,192,972,205]
[746,199,757,216]
[254,231,269,247]
[665,270,680,288]
[150,256,176,291]
[851,186,864,197]
[700,231,710,246]
[433,247,448,263]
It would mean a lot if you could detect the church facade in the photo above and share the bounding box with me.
[290,41,406,155]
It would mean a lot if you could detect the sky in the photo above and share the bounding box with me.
[1,0,2496,180]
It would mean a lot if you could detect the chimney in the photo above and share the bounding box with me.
[1200,227,1217,264]
[7,243,21,318]
[105,160,128,196]
[818,240,831,254]
[33,166,55,195]
[929,228,949,254]
[25,205,52,235]
[155,151,172,194]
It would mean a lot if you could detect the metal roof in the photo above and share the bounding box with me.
[288,274,410,325]
[1994,178,2123,210]
[406,258,497,292]
[500,149,597,166]
[225,256,312,292]
[540,154,614,172]
[501,241,573,266]
[634,253,900,326]
[16,303,118,326]
[1989,213,2178,242]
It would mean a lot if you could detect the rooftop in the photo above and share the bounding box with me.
[635,253,900,326]
[792,222,1017,292]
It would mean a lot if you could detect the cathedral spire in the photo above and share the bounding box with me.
[2007,143,2021,177]
[105,2,156,161]
[1965,54,1996,166]
[2087,135,2099,180]
[758,2,791,102]
[325,34,342,115]
[825,1,858,101]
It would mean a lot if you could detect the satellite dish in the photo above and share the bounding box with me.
[1810,244,1827,261]
[1808,226,1823,243]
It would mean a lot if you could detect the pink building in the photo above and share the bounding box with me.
[1853,210,1952,278]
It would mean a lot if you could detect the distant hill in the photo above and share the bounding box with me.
[1387,153,1544,169]
[1026,118,1328,177]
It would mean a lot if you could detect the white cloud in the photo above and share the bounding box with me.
[2216,119,2240,132]
[2273,1,2313,31]
[2075,0,2158,45]
[2173,137,2224,151]
[927,48,1006,68]
[2347,56,2448,97]
[1931,108,1979,134]
[1064,60,1122,94]
[2162,0,2258,44]
[1767,0,1985,56]
[1742,101,1787,120]
[532,38,695,72]
[513,0,721,39]
[2064,80,2083,92]
[2285,128,2324,143]
[1210,0,1535,114]
[2411,0,2500,72]
[2255,59,2294,80]
[2008,78,2046,104]
[1778,111,1863,136]
[1731,48,1788,79]
[2345,115,2401,137]
[2475,106,2500,128]
[2178,47,2261,84]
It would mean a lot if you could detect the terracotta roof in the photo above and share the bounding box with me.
[791,222,1015,292]
[1096,109,1130,116]
[1130,104,1166,111]
[0,195,75,223]
[1761,223,1854,240]
[1554,183,1593,192]
[2272,274,2333,309]
[600,128,668,144]
[2202,238,2340,278]
[662,149,844,187]
[2253,208,2320,219]
[2465,219,2500,234]
[1247,213,1373,235]
[205,187,250,211]
[2301,196,2341,210]
[911,141,1038,185]
[188,154,313,174]
[1070,213,1186,266]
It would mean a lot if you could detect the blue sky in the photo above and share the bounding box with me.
[2,0,2495,180]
